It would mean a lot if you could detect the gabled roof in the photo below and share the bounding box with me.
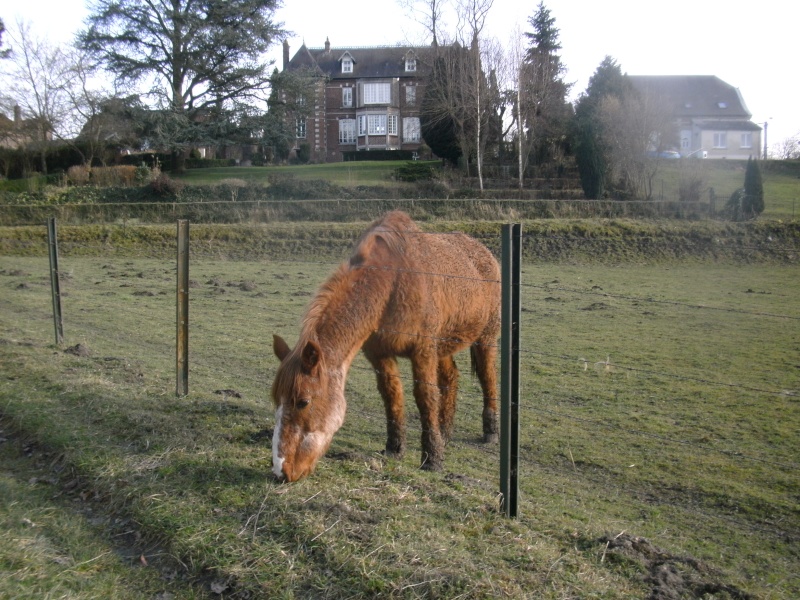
[628,75,752,120]
[286,42,433,79]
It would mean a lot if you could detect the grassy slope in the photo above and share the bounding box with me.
[0,224,798,598]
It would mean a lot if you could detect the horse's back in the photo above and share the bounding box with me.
[353,211,500,351]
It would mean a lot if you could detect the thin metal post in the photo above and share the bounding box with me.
[176,220,189,396]
[500,223,521,518]
[47,217,64,345]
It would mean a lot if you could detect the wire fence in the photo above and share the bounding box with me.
[0,196,719,226]
[1,218,798,564]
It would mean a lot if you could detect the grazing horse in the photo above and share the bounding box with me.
[271,211,500,482]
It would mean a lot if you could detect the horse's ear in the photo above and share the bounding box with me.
[301,340,321,373]
[350,233,389,267]
[273,334,291,361]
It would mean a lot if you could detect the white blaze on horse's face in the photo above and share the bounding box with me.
[271,335,347,482]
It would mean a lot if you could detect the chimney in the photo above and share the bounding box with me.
[14,104,21,125]
[283,39,290,70]
[324,37,330,53]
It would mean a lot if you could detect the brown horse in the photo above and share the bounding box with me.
[271,211,500,482]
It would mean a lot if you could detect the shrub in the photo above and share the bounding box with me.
[678,174,705,203]
[395,161,436,182]
[150,172,185,197]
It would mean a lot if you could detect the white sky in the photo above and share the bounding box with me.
[6,0,799,150]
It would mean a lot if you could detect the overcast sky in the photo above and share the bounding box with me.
[6,0,799,151]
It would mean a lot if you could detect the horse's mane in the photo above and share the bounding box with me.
[294,211,417,355]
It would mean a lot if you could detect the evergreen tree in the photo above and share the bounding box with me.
[519,2,572,168]
[80,0,284,172]
[726,157,765,220]
[572,56,629,199]
[743,156,765,216]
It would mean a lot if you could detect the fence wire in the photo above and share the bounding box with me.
[1,222,797,559]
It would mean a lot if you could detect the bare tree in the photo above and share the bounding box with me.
[0,19,73,174]
[397,0,450,46]
[456,0,494,191]
[773,133,800,160]
[597,88,675,199]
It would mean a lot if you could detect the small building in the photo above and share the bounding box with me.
[629,75,761,160]
[282,38,430,163]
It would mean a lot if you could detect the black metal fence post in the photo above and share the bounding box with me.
[500,223,521,518]
[176,220,189,396]
[46,217,64,346]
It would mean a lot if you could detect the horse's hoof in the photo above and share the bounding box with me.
[483,433,499,444]
[382,446,405,459]
[420,459,443,472]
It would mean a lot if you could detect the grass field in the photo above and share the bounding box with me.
[172,159,800,220]
[1,228,797,598]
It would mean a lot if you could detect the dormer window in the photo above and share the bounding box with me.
[342,58,353,73]
[405,58,416,72]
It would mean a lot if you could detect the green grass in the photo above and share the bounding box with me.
[0,235,797,598]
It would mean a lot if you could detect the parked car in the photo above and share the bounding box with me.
[647,150,682,160]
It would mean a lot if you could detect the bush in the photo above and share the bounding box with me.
[150,172,185,197]
[395,161,436,182]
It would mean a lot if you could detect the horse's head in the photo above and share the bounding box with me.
[270,334,346,482]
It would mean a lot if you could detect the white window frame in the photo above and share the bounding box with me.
[713,132,727,148]
[388,114,397,136]
[342,87,352,108]
[740,132,752,148]
[339,119,356,144]
[342,58,353,73]
[403,117,421,142]
[405,58,416,72]
[296,117,306,139]
[358,115,367,136]
[367,114,387,135]
[363,83,391,105]
[405,85,416,106]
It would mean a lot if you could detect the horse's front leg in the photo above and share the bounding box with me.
[365,351,406,458]
[411,352,445,471]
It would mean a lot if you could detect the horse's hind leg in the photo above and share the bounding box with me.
[471,341,499,443]
[438,355,459,445]
[365,351,406,458]
[411,352,445,471]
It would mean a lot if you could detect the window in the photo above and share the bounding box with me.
[403,117,421,142]
[405,58,416,72]
[358,115,366,136]
[342,58,352,73]
[342,87,352,107]
[296,117,306,139]
[339,119,356,144]
[367,114,386,135]
[405,86,416,106]
[713,132,727,148]
[740,132,752,148]
[363,83,391,105]
[388,115,398,136]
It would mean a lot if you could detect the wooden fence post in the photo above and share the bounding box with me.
[46,217,64,346]
[176,220,189,396]
[500,223,522,518]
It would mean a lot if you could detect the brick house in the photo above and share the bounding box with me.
[629,75,762,160]
[282,39,431,162]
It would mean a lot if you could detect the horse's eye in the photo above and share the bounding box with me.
[296,398,310,410]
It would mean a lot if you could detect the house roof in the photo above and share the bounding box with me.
[286,41,432,79]
[628,75,752,120]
